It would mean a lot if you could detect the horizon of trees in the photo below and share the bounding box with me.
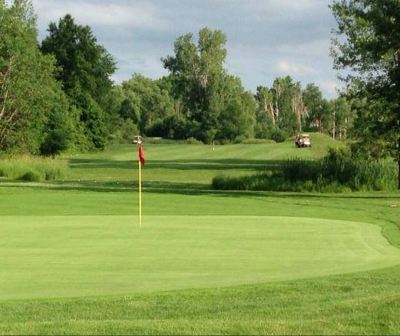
[0,0,359,157]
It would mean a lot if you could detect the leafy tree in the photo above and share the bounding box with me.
[303,83,326,132]
[39,89,75,156]
[119,74,175,135]
[111,118,138,144]
[331,96,353,140]
[215,75,255,141]
[41,14,116,149]
[271,76,301,135]
[254,79,309,140]
[163,28,255,143]
[254,86,275,138]
[0,0,71,154]
[331,0,400,188]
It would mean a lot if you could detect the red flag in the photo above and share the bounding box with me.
[138,144,145,165]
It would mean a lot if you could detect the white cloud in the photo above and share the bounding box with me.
[113,54,167,84]
[219,0,327,22]
[32,0,167,30]
[277,61,317,76]
[268,0,323,12]
[318,80,341,97]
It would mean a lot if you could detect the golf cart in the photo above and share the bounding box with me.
[295,134,311,148]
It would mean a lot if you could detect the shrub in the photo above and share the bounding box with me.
[233,135,247,144]
[40,129,70,156]
[281,159,319,182]
[186,137,203,145]
[240,138,276,144]
[19,170,42,182]
[271,128,287,143]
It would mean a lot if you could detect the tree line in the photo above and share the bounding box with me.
[0,0,354,156]
[1,0,398,188]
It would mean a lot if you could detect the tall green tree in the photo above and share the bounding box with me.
[41,14,116,149]
[302,83,332,133]
[271,76,299,135]
[303,83,323,131]
[0,0,72,154]
[119,74,175,135]
[215,75,255,141]
[163,28,254,143]
[254,86,275,138]
[331,0,400,188]
[331,96,352,140]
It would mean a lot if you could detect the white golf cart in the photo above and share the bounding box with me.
[295,134,311,148]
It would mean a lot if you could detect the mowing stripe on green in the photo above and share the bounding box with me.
[1,215,399,300]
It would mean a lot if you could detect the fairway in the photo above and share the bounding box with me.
[1,215,399,300]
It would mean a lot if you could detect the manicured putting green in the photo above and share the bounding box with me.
[1,215,400,300]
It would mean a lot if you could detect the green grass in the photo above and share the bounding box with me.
[2,215,399,300]
[2,267,400,335]
[1,133,400,335]
[0,156,68,182]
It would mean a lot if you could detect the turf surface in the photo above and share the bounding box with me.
[2,215,399,300]
[1,135,400,334]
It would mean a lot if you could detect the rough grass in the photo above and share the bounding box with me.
[0,156,68,182]
[212,148,397,192]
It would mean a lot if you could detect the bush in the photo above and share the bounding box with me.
[40,129,70,156]
[240,138,276,144]
[186,137,203,145]
[281,159,319,182]
[233,135,247,144]
[271,128,287,143]
[19,170,42,182]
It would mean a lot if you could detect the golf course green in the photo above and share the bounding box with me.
[2,215,399,300]
[1,135,400,334]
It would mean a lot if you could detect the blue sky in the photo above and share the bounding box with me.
[32,0,341,98]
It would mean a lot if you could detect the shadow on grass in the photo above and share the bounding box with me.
[2,179,399,200]
[68,158,284,171]
[24,180,210,194]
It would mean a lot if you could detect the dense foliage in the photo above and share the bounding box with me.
[161,28,256,143]
[331,0,400,188]
[41,14,116,150]
[0,0,72,154]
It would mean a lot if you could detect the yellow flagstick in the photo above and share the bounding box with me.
[135,135,143,227]
[138,157,142,227]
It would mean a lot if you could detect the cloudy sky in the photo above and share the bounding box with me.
[32,0,341,98]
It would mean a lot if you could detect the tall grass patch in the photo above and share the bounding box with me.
[213,148,397,192]
[0,156,68,182]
